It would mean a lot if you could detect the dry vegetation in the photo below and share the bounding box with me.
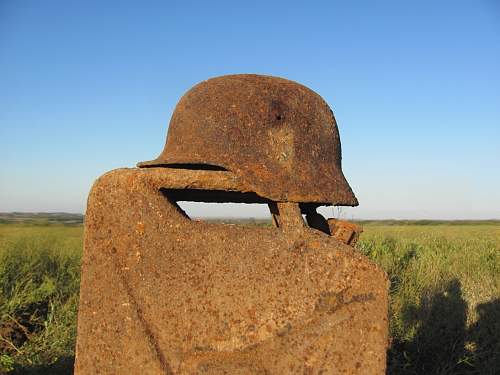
[0,217,498,374]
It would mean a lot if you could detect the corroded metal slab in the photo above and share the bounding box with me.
[75,168,388,374]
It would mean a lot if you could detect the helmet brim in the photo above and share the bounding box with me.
[136,158,358,207]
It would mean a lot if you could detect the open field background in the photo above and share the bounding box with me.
[0,215,499,374]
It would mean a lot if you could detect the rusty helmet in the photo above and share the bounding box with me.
[138,74,358,206]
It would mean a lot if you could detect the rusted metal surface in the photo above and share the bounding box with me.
[75,169,388,374]
[328,219,363,246]
[138,74,358,207]
[75,75,389,374]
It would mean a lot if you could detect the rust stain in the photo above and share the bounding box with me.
[136,221,145,236]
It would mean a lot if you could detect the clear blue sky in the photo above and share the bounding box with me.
[1,0,499,219]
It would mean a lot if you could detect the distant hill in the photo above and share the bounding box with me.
[0,213,498,226]
[0,212,84,225]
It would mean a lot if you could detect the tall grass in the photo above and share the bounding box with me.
[358,224,500,374]
[0,222,499,374]
[0,225,82,374]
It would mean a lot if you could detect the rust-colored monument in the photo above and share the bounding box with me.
[75,74,389,374]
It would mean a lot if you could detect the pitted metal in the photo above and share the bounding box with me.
[75,75,388,374]
[138,74,358,207]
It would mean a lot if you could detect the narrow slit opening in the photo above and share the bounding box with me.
[145,163,228,171]
[161,189,273,225]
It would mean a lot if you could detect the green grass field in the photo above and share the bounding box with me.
[0,219,499,374]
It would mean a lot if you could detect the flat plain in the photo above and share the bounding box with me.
[0,216,498,374]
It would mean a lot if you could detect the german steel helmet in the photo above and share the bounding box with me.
[138,74,358,206]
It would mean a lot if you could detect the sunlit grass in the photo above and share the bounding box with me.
[0,224,82,374]
[359,224,500,374]
[0,222,498,374]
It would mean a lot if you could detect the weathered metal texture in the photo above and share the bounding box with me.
[75,168,389,374]
[138,74,358,207]
[76,75,388,373]
[328,219,363,246]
